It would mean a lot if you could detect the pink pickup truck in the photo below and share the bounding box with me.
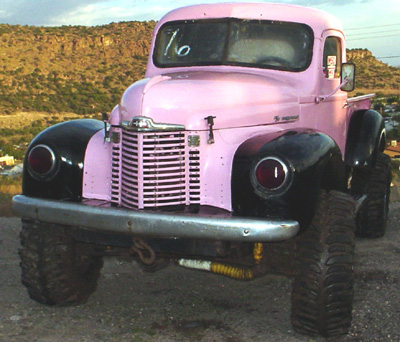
[13,3,391,337]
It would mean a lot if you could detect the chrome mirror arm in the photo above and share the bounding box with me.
[315,78,349,104]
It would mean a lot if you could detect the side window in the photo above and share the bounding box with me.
[323,37,342,79]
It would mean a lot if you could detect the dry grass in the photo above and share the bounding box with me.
[0,183,21,194]
[0,176,22,217]
[0,111,83,129]
[351,88,400,96]
[0,194,15,217]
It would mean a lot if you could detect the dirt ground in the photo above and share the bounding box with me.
[0,201,399,342]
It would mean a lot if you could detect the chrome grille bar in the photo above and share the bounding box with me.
[115,129,199,210]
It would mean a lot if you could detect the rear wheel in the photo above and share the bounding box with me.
[351,152,391,238]
[291,190,355,337]
[19,220,103,306]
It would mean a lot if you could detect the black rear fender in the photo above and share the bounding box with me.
[345,109,385,168]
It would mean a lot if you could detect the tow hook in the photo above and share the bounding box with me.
[130,238,156,265]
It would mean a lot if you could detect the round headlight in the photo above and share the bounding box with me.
[253,156,290,192]
[28,144,56,178]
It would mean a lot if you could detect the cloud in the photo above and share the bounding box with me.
[0,0,107,26]
[0,0,387,27]
[286,0,372,4]
[54,3,169,26]
[0,0,175,26]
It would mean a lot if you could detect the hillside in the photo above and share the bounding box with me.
[0,22,399,116]
[347,49,400,95]
[0,22,155,114]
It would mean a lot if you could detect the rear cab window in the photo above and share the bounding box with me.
[323,36,342,78]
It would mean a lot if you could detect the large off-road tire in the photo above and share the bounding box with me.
[351,152,391,238]
[19,219,103,306]
[291,190,356,337]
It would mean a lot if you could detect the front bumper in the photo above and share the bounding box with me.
[12,195,299,242]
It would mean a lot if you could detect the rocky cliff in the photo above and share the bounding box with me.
[346,48,400,94]
[0,22,155,114]
[0,22,154,70]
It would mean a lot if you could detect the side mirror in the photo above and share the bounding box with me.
[340,63,355,92]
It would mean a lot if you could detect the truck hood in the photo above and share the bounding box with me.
[119,71,300,130]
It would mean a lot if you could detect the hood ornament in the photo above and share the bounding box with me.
[121,116,185,132]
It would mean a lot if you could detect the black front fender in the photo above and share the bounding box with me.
[22,119,103,201]
[232,129,346,228]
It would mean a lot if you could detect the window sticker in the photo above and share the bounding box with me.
[327,67,335,79]
[327,56,336,66]
[327,56,336,79]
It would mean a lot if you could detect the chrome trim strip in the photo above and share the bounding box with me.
[347,93,375,103]
[27,144,57,179]
[13,195,299,242]
[252,156,290,192]
[121,116,185,132]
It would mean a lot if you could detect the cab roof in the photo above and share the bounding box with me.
[155,2,343,36]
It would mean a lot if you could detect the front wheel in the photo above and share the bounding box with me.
[19,219,103,306]
[291,190,356,337]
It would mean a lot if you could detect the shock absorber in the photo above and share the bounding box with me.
[253,243,263,264]
[177,259,254,280]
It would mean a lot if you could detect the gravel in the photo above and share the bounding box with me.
[0,202,399,342]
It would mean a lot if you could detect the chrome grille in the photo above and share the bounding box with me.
[112,129,200,210]
[121,131,140,208]
[189,150,201,203]
[111,130,122,205]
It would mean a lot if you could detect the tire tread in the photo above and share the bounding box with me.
[291,191,355,337]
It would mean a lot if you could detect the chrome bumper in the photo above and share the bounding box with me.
[12,195,299,242]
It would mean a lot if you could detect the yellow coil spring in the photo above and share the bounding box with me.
[253,243,263,264]
[210,262,254,280]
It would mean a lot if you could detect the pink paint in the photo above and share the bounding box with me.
[83,3,373,212]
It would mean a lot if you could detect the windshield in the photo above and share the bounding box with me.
[154,19,314,72]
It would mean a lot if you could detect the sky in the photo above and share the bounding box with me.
[0,0,399,67]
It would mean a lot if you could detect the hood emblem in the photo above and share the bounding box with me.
[121,116,185,132]
[273,115,299,123]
